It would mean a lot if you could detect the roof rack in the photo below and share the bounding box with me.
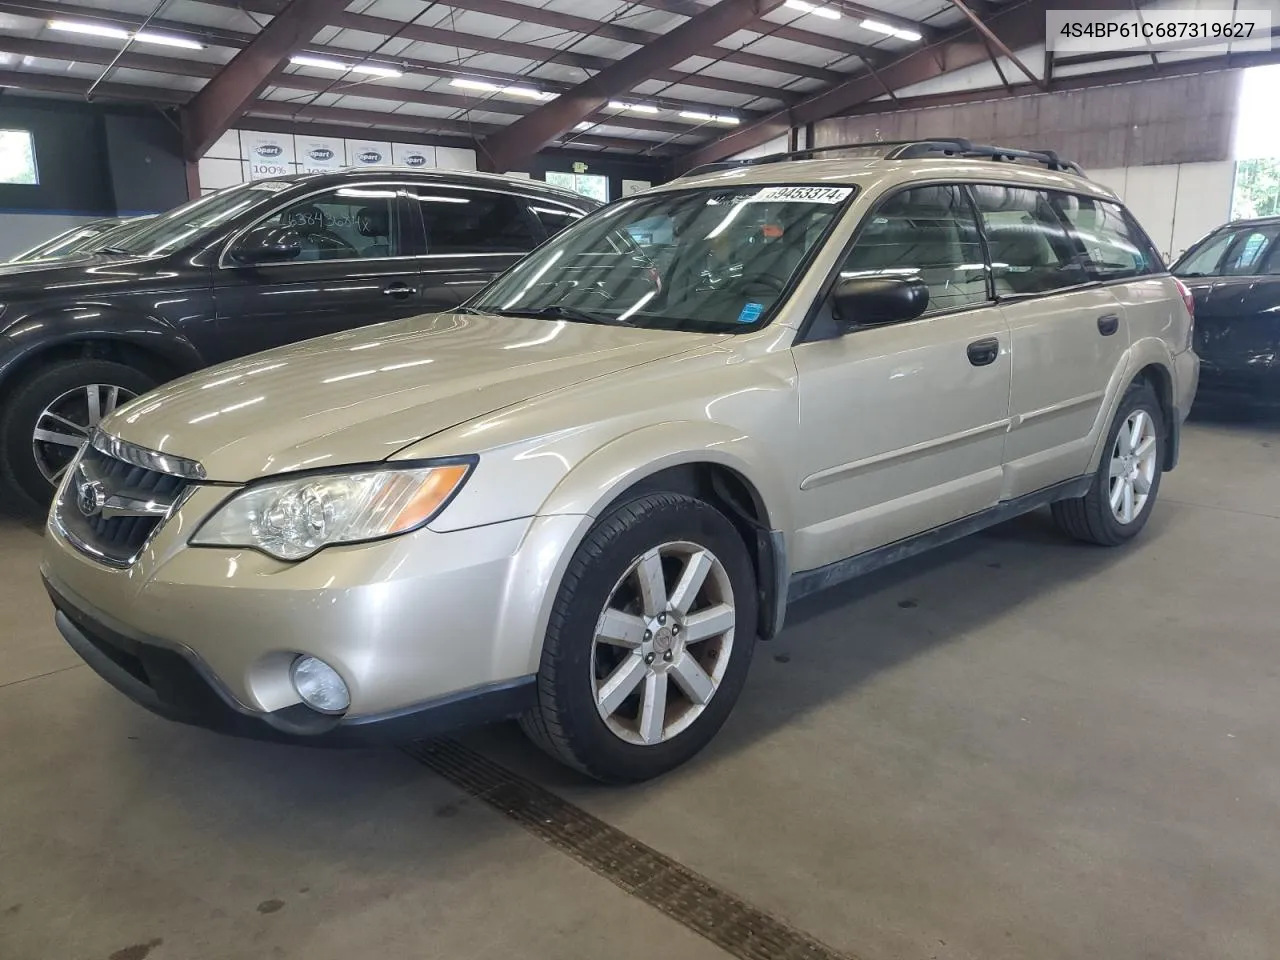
[680,138,1085,179]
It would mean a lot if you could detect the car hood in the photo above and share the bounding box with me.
[104,311,726,482]
[0,254,158,298]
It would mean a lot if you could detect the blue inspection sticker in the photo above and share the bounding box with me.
[737,302,764,324]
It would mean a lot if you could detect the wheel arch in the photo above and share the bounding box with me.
[501,423,795,674]
[1087,342,1178,475]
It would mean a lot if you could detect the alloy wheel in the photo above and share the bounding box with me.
[32,383,136,484]
[591,540,736,746]
[1108,409,1158,525]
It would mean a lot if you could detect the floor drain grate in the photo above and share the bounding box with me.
[403,739,859,960]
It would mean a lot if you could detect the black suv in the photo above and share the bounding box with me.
[0,168,597,506]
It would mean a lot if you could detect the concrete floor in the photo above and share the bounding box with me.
[3,417,1279,960]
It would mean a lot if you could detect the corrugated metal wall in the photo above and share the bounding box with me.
[814,71,1242,169]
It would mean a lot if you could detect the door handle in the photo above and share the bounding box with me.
[1097,314,1120,336]
[966,337,1000,367]
[382,282,417,299]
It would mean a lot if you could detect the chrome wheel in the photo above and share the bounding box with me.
[591,541,736,746]
[1108,408,1158,525]
[32,383,135,484]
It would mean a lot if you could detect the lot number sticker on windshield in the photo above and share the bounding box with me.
[754,186,851,204]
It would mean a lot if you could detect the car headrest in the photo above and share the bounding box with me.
[357,206,390,239]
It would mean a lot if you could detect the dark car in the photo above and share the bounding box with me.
[1172,217,1280,409]
[8,216,155,264]
[0,168,596,506]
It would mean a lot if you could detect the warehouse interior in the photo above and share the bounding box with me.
[3,2,1280,959]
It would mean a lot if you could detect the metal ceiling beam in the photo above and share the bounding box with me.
[477,0,789,172]
[193,0,801,104]
[947,0,1045,90]
[0,35,702,142]
[180,0,353,160]
[0,0,250,47]
[835,2,938,41]
[0,67,186,103]
[437,0,852,82]
[626,0,885,59]
[675,0,1126,171]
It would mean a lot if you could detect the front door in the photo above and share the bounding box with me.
[402,185,544,312]
[791,184,1012,573]
[209,184,424,361]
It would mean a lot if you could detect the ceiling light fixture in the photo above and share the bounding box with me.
[450,77,553,100]
[133,30,205,49]
[784,0,840,20]
[47,19,131,40]
[679,110,739,125]
[48,20,205,48]
[290,54,349,71]
[859,18,923,41]
[608,100,660,114]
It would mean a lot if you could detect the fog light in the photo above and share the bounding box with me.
[289,655,350,714]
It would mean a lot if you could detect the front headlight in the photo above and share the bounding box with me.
[190,461,474,561]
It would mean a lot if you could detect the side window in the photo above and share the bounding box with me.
[1051,194,1161,281]
[970,185,1089,296]
[1223,227,1280,276]
[255,187,401,261]
[407,188,538,254]
[839,184,989,316]
[528,203,585,238]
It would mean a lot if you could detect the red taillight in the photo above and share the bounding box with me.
[1174,276,1195,350]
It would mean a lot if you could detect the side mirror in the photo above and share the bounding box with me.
[231,225,303,265]
[831,276,930,328]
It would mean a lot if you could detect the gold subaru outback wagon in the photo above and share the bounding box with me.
[42,140,1199,782]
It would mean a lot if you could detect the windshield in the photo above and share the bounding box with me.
[469,183,855,332]
[10,219,123,262]
[105,182,283,257]
[1173,223,1280,278]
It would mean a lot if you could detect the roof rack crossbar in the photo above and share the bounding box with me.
[679,138,1085,179]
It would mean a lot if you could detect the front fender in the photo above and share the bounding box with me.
[0,304,204,386]
[494,422,794,673]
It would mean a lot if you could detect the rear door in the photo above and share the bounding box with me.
[211,183,424,360]
[973,184,1132,498]
[402,185,544,311]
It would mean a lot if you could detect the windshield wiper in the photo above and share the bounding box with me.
[491,305,636,327]
[95,247,133,256]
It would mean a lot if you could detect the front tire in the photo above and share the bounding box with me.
[521,492,758,783]
[0,359,154,511]
[1051,380,1164,546]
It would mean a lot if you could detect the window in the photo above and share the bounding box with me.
[840,185,989,316]
[407,188,538,254]
[545,171,609,204]
[1173,223,1280,278]
[529,203,585,238]
[971,185,1089,296]
[470,183,853,333]
[253,187,403,261]
[0,129,38,185]
[1051,194,1161,281]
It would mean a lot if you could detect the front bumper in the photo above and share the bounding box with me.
[40,481,578,743]
[46,577,534,744]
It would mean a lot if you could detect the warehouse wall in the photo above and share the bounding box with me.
[0,97,187,260]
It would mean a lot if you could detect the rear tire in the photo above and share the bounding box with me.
[0,359,155,513]
[1051,380,1164,546]
[521,492,758,783]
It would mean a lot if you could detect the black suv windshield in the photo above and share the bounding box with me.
[470,183,855,333]
[105,182,283,257]
[1173,222,1280,278]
